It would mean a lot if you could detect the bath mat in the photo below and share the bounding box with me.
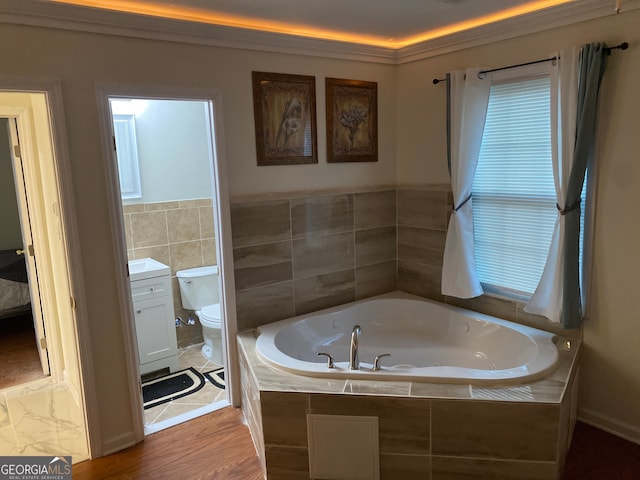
[142,367,205,410]
[203,368,225,390]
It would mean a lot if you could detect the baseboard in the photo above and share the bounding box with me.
[101,431,139,456]
[578,407,640,445]
[63,369,81,407]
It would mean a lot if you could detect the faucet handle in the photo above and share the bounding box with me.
[317,352,335,369]
[372,353,391,371]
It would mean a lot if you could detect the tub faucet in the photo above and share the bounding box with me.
[349,325,362,370]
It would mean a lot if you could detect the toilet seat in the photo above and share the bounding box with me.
[197,303,221,328]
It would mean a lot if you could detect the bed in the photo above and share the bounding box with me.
[0,249,31,319]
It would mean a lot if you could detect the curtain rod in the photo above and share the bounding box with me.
[432,42,628,85]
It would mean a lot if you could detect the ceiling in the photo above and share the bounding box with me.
[46,0,577,48]
[0,0,627,63]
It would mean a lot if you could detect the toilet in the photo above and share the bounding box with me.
[176,265,223,365]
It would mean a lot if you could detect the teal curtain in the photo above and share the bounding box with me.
[561,43,608,328]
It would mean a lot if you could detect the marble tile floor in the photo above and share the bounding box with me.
[0,377,88,461]
[143,343,228,434]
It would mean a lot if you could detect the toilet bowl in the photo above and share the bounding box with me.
[197,303,223,365]
[176,266,224,364]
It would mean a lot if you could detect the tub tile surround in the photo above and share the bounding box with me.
[356,261,397,300]
[230,185,579,339]
[232,185,583,479]
[238,331,580,480]
[290,194,354,238]
[231,190,398,331]
[294,269,355,316]
[233,241,292,291]
[123,198,217,348]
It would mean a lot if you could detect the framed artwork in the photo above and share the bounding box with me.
[252,71,318,166]
[326,78,378,163]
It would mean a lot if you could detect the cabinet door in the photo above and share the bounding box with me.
[133,297,178,366]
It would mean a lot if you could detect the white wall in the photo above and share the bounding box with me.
[396,9,640,441]
[126,99,213,204]
[0,24,396,453]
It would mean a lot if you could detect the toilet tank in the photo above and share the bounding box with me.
[176,265,219,310]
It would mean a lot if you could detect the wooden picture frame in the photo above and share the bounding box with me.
[252,71,318,166]
[326,78,378,163]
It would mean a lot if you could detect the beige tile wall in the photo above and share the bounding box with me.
[123,198,216,348]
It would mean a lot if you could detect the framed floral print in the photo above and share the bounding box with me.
[326,78,378,163]
[252,71,318,166]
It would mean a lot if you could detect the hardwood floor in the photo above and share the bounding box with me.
[0,312,45,390]
[563,421,640,480]
[73,407,264,480]
[74,408,640,479]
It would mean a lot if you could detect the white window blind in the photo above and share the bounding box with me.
[472,66,589,300]
[473,76,556,296]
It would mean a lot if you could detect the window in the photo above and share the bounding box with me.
[112,113,142,200]
[110,99,144,200]
[472,66,586,298]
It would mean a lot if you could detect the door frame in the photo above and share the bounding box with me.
[6,115,50,375]
[0,78,96,455]
[95,84,239,441]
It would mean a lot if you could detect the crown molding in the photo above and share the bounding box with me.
[0,0,397,64]
[0,0,636,65]
[396,0,640,64]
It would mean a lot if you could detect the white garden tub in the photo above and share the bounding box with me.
[256,292,559,385]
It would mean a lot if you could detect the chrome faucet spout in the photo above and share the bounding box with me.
[350,325,362,370]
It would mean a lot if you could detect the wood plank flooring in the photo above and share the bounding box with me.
[72,407,263,480]
[73,407,640,479]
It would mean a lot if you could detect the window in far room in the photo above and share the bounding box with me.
[111,100,142,200]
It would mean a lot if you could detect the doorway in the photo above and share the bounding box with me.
[102,93,235,435]
[0,118,48,389]
[0,89,89,460]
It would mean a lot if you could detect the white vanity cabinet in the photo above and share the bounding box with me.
[130,272,179,375]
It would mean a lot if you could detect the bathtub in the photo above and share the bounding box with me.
[256,292,560,384]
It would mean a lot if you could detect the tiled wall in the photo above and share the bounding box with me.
[257,394,567,479]
[397,186,451,302]
[123,198,217,348]
[229,186,578,338]
[230,190,397,332]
